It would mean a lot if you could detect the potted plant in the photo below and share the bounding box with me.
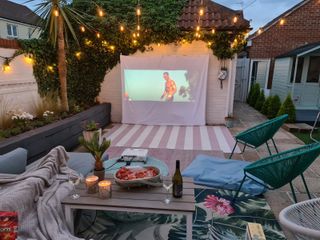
[82,120,102,143]
[79,132,111,181]
[225,114,234,128]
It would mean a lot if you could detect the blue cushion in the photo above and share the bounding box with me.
[67,152,109,176]
[182,154,266,195]
[0,148,28,174]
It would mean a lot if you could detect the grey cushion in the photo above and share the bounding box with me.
[0,148,28,174]
[67,152,95,176]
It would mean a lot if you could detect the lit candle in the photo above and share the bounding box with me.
[85,175,99,194]
[98,180,112,199]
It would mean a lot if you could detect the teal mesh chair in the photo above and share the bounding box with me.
[229,114,288,158]
[233,143,320,203]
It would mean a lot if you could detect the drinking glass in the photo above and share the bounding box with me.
[163,182,173,204]
[68,172,83,199]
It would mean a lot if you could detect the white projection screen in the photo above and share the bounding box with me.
[120,55,209,125]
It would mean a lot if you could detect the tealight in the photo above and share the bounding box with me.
[98,180,112,199]
[85,175,99,194]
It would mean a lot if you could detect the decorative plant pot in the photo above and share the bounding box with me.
[94,168,105,181]
[225,118,234,128]
[83,128,102,143]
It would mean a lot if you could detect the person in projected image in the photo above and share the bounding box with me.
[160,72,177,102]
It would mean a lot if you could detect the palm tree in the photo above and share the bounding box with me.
[30,0,87,111]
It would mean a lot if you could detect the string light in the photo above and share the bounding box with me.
[136,7,141,16]
[47,65,54,72]
[96,32,101,38]
[109,46,115,51]
[280,18,285,25]
[137,25,141,31]
[157,43,161,46]
[133,33,136,38]
[54,9,59,17]
[80,26,85,32]
[75,52,81,59]
[233,16,238,23]
[258,28,263,35]
[137,32,140,37]
[24,56,33,64]
[120,25,124,32]
[199,8,204,16]
[196,26,200,31]
[211,29,215,34]
[207,42,212,46]
[98,8,104,17]
[133,39,137,44]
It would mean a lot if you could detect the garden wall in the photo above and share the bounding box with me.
[0,43,40,113]
[98,41,237,125]
[0,103,111,164]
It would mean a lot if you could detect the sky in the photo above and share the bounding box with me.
[12,0,302,32]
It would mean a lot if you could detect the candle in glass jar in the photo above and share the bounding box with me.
[85,175,99,194]
[98,180,112,199]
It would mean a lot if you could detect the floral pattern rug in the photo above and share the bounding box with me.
[76,188,285,240]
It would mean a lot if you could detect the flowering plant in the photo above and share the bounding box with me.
[204,194,234,217]
[7,110,34,121]
[43,110,54,118]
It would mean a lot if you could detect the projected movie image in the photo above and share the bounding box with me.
[124,70,192,102]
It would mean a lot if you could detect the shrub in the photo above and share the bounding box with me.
[32,92,62,118]
[278,94,296,123]
[254,90,265,111]
[248,83,260,107]
[267,95,281,119]
[261,96,271,115]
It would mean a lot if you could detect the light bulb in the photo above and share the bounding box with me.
[199,8,204,16]
[54,9,59,17]
[80,26,85,32]
[280,19,285,25]
[120,25,124,32]
[212,29,215,34]
[98,9,104,17]
[96,33,101,38]
[75,52,81,58]
[196,26,200,31]
[136,7,141,16]
[258,28,262,35]
[137,25,140,31]
[233,16,238,23]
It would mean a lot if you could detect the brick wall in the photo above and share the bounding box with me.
[0,38,20,49]
[248,0,320,59]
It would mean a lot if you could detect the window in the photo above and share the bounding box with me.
[7,24,17,38]
[307,56,320,83]
[290,57,304,83]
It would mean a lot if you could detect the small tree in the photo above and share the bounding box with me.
[278,94,296,123]
[261,96,271,115]
[254,90,265,111]
[248,83,260,107]
[267,95,281,119]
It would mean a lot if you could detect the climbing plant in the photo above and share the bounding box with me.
[14,0,247,106]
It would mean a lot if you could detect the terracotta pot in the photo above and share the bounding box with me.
[94,168,105,181]
[83,128,102,143]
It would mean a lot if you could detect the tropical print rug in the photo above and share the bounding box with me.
[76,188,285,240]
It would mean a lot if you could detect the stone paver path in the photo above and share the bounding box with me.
[230,102,320,240]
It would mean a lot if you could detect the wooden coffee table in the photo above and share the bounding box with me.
[62,176,195,240]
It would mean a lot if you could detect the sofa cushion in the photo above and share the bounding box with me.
[182,154,266,195]
[0,148,28,174]
[67,152,95,176]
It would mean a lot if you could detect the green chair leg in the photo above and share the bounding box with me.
[289,182,298,203]
[242,143,247,153]
[232,175,246,202]
[271,138,279,153]
[300,173,312,199]
[266,141,272,155]
[229,140,238,159]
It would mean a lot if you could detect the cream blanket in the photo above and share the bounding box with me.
[0,146,84,240]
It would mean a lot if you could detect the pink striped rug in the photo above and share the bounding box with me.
[103,124,241,153]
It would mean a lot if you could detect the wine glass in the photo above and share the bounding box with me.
[163,182,173,204]
[68,172,83,199]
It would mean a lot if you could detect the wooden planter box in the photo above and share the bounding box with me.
[0,103,111,164]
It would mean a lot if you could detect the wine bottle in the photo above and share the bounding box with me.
[172,160,183,198]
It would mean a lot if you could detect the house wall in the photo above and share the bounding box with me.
[0,18,40,40]
[0,45,40,113]
[98,41,236,125]
[248,0,320,88]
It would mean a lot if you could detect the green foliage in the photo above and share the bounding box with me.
[261,96,271,115]
[17,0,248,105]
[267,95,281,119]
[84,120,100,131]
[277,94,296,123]
[79,132,111,170]
[254,90,265,111]
[248,83,260,107]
